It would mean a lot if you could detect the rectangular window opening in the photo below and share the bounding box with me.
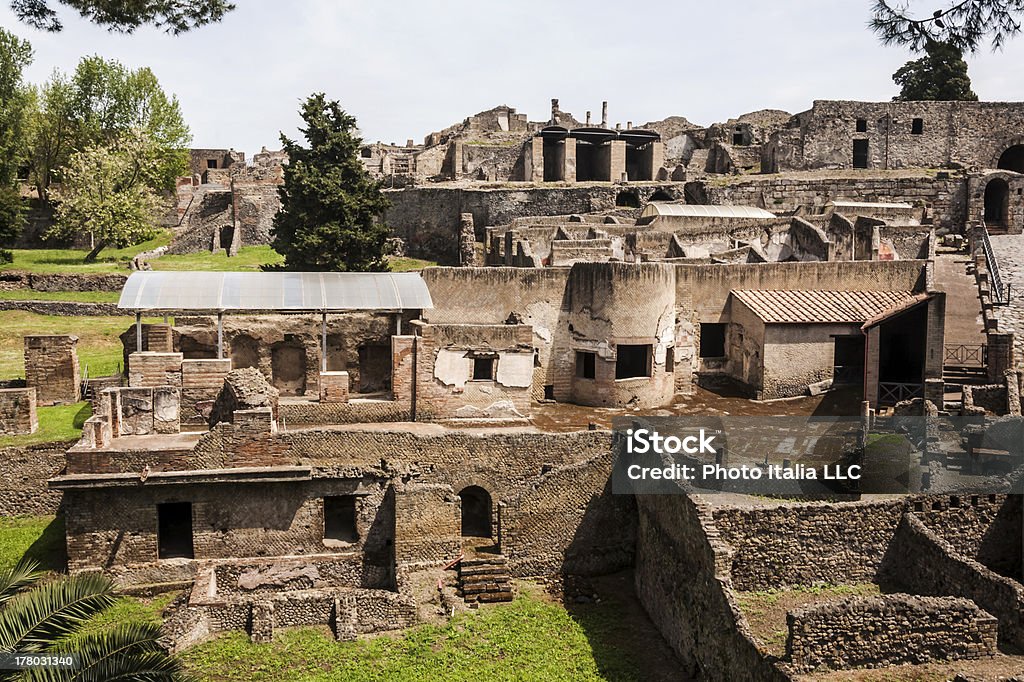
[855,119,867,133]
[324,496,358,543]
[666,347,675,373]
[576,351,596,379]
[157,502,194,560]
[615,344,652,379]
[472,357,495,381]
[206,159,218,169]
[699,323,727,358]
[911,118,924,135]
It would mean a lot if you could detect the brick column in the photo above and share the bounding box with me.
[24,335,80,405]
[563,137,577,184]
[610,140,626,182]
[529,137,544,183]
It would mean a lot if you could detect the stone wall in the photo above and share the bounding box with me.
[880,512,1024,648]
[0,387,37,435]
[0,300,120,317]
[712,500,905,590]
[786,594,997,671]
[385,184,679,262]
[704,174,965,231]
[634,492,788,681]
[24,335,80,406]
[0,271,126,292]
[0,443,68,516]
[411,321,534,419]
[500,450,635,577]
[778,100,1024,173]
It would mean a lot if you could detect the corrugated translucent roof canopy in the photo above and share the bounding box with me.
[118,271,433,312]
[640,203,776,220]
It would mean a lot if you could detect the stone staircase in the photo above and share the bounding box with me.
[456,555,514,604]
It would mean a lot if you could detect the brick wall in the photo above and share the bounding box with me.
[0,387,37,435]
[24,335,80,405]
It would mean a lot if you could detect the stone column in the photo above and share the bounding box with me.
[563,137,577,184]
[610,140,627,182]
[530,137,544,183]
[459,213,476,266]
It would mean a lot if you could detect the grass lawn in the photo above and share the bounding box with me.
[0,289,121,303]
[0,232,173,274]
[388,256,438,272]
[150,245,284,272]
[0,401,91,448]
[0,515,66,573]
[0,311,165,379]
[734,583,882,656]
[183,585,649,682]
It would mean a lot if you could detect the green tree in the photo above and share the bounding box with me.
[892,40,979,101]
[25,73,77,203]
[10,0,234,34]
[0,27,33,255]
[70,56,190,190]
[272,93,391,272]
[26,57,190,202]
[48,134,161,261]
[871,0,1024,53]
[0,560,192,682]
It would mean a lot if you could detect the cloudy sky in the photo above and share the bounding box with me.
[4,0,1024,155]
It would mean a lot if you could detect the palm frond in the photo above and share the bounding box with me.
[0,559,43,606]
[0,572,116,653]
[24,622,195,682]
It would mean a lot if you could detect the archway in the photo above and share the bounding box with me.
[998,145,1024,174]
[649,188,674,202]
[459,486,492,538]
[229,334,259,370]
[271,341,307,395]
[615,190,640,208]
[984,178,1010,229]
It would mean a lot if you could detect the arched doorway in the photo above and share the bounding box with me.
[229,334,259,370]
[615,190,640,208]
[998,145,1024,174]
[459,486,492,538]
[984,178,1010,230]
[271,341,307,395]
[649,188,674,202]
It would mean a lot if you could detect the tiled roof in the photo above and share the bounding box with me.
[731,289,926,324]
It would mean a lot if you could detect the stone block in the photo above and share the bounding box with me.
[118,388,154,436]
[128,352,183,388]
[0,387,38,435]
[153,386,181,434]
[24,335,80,406]
[319,371,349,404]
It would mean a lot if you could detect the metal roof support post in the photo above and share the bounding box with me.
[321,311,328,373]
[396,313,402,336]
[135,312,142,353]
[217,312,224,360]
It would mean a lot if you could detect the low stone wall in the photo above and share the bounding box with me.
[162,587,416,653]
[211,554,376,597]
[712,500,904,590]
[279,400,412,426]
[0,271,127,292]
[786,594,997,671]
[0,387,37,435]
[881,512,1024,648]
[0,300,121,316]
[962,383,1008,415]
[0,443,69,516]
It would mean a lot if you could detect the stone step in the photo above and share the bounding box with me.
[458,565,509,577]
[460,577,512,590]
[461,556,506,567]
[470,591,514,603]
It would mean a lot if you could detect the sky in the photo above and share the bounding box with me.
[3,0,1024,155]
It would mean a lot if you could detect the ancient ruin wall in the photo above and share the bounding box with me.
[880,511,1024,648]
[786,594,997,671]
[0,444,68,516]
[500,450,635,577]
[712,500,905,590]
[705,175,965,230]
[634,493,788,681]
